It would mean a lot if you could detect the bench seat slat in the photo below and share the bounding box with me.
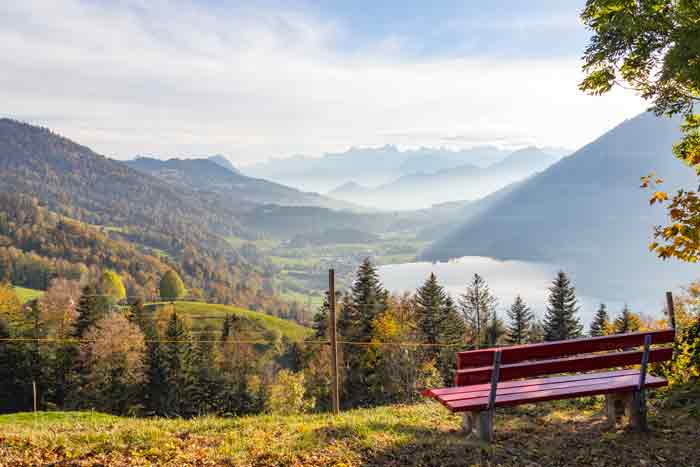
[439,373,665,403]
[456,347,672,386]
[424,369,641,397]
[441,375,667,412]
[457,329,676,369]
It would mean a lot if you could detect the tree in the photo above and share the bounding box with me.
[38,278,80,338]
[73,284,111,338]
[614,304,642,334]
[528,318,545,343]
[0,284,22,329]
[590,303,612,337]
[543,271,583,341]
[267,370,313,415]
[161,311,193,416]
[98,270,126,301]
[160,270,187,301]
[459,274,498,348]
[337,258,389,407]
[78,313,146,414]
[507,295,533,344]
[580,0,700,261]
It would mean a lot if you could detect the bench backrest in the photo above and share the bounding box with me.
[455,329,675,386]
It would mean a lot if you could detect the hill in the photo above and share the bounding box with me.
[1,399,697,466]
[423,112,698,301]
[126,157,354,210]
[146,301,311,341]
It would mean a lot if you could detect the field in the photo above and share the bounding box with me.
[145,301,312,342]
[12,286,44,304]
[1,396,698,467]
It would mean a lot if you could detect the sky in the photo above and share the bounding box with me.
[1,0,648,165]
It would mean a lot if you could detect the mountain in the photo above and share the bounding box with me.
[0,118,289,308]
[327,148,562,210]
[125,157,355,210]
[243,145,513,193]
[328,181,370,197]
[422,112,698,301]
[207,154,240,174]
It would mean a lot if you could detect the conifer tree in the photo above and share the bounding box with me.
[590,303,611,337]
[614,304,642,334]
[188,328,224,416]
[414,273,465,384]
[507,295,533,344]
[459,274,497,348]
[543,271,583,341]
[74,284,110,338]
[337,258,389,407]
[161,311,193,416]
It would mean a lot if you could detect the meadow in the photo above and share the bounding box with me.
[1,394,698,467]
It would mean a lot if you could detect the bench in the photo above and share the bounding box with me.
[422,329,675,442]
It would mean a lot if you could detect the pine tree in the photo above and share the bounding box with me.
[614,304,642,334]
[312,291,332,340]
[160,270,187,301]
[507,295,533,344]
[74,284,110,338]
[459,274,497,348]
[414,273,465,384]
[337,258,389,407]
[188,328,224,416]
[543,271,583,341]
[590,303,611,337]
[528,319,545,343]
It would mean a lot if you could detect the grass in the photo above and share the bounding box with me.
[12,286,44,304]
[145,301,311,342]
[0,397,698,466]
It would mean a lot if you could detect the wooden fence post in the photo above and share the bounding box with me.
[329,269,340,415]
[666,291,676,330]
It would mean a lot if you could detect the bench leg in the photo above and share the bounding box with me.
[630,390,648,432]
[605,393,629,426]
[477,410,494,443]
[462,412,476,435]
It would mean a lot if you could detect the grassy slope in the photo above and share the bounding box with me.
[146,301,311,342]
[12,286,44,304]
[0,399,698,466]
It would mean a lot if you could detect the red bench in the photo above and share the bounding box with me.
[423,329,675,442]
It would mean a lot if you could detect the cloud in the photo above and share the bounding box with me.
[0,0,647,164]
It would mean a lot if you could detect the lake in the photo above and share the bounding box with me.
[378,256,670,327]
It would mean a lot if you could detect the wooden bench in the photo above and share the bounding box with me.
[422,329,675,442]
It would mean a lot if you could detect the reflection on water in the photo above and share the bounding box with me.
[378,256,666,327]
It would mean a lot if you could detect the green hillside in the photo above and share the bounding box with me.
[0,399,697,466]
[145,301,311,342]
[12,286,44,304]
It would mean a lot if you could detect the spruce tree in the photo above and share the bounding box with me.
[590,303,611,337]
[543,271,583,341]
[415,273,465,384]
[486,310,507,346]
[507,295,533,344]
[528,319,545,343]
[337,258,389,407]
[74,284,110,338]
[614,304,642,334]
[161,311,193,416]
[459,274,498,348]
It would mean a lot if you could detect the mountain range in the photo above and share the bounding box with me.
[243,145,519,193]
[422,112,698,301]
[328,147,562,210]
